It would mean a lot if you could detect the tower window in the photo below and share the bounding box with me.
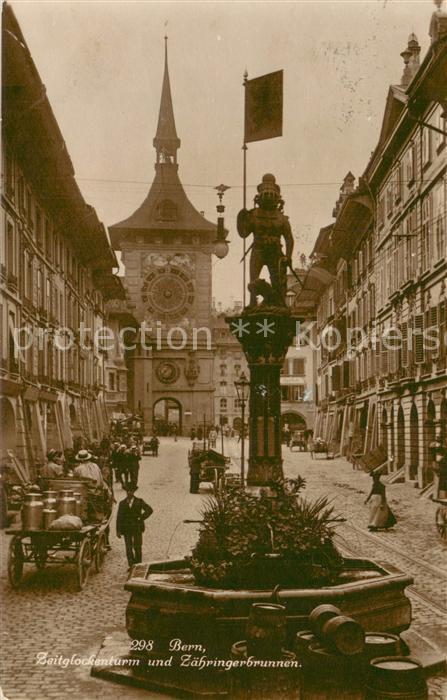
[156,199,178,222]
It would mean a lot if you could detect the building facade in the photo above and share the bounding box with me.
[109,44,218,436]
[1,6,123,476]
[300,11,447,487]
[211,302,248,432]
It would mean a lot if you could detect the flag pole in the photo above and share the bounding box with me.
[242,70,248,308]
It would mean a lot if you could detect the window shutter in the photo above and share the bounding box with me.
[439,301,446,358]
[381,340,389,376]
[413,314,425,364]
[343,360,350,388]
[332,365,340,391]
[400,322,408,367]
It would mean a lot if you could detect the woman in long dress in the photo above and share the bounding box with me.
[365,472,396,531]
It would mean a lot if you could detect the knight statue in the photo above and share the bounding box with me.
[237,173,294,308]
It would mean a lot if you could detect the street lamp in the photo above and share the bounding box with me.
[235,371,249,486]
[213,184,230,259]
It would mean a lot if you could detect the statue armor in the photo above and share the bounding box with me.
[237,174,294,308]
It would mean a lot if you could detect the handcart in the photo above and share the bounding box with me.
[309,439,334,460]
[6,518,111,591]
[6,477,112,591]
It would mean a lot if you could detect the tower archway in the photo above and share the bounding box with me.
[153,397,182,436]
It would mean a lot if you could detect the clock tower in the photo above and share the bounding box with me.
[109,40,216,435]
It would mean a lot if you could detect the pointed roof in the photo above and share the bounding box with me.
[109,38,216,247]
[153,37,180,159]
[109,162,216,243]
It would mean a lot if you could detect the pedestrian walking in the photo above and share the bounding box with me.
[127,446,141,489]
[116,486,153,568]
[365,472,396,531]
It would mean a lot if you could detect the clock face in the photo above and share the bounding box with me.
[141,266,195,321]
[156,362,180,384]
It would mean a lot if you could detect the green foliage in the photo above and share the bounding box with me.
[190,477,343,588]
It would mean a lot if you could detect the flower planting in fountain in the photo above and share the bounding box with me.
[190,477,344,589]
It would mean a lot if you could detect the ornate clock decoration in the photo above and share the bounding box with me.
[156,361,180,384]
[141,265,195,321]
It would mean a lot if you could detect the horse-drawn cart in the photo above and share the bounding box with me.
[188,448,230,494]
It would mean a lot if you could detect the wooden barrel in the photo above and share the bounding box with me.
[364,633,400,661]
[294,630,317,656]
[308,604,341,637]
[231,641,299,699]
[246,603,287,660]
[321,615,365,655]
[366,656,428,700]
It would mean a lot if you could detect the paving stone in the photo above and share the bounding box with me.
[1,437,445,699]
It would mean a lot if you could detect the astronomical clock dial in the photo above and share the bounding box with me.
[141,266,195,321]
[156,362,180,384]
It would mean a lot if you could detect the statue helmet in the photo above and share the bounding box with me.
[257,173,280,196]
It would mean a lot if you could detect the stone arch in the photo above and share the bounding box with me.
[409,403,419,480]
[441,398,447,441]
[381,407,388,456]
[0,397,16,455]
[281,411,306,430]
[153,397,182,436]
[424,399,436,486]
[397,405,405,469]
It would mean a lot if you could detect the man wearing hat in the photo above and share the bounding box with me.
[40,450,64,478]
[116,485,153,568]
[73,450,105,488]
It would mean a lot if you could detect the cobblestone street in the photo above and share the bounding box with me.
[1,438,446,699]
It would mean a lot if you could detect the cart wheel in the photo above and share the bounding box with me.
[94,532,107,573]
[31,540,48,569]
[435,506,447,540]
[77,539,92,590]
[8,536,24,589]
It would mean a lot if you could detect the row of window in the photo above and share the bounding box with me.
[377,109,446,232]
[218,397,244,411]
[319,300,447,398]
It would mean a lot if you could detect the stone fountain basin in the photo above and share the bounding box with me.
[125,558,413,657]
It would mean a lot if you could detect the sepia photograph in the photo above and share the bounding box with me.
[0,0,446,698]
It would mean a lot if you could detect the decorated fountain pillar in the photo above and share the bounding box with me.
[227,173,300,486]
[228,311,298,485]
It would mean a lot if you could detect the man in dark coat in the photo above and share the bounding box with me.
[116,486,153,568]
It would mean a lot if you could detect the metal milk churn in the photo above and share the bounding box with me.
[43,509,57,529]
[72,492,82,518]
[42,490,58,512]
[22,493,44,530]
[56,489,76,517]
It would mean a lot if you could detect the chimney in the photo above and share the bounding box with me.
[400,34,420,88]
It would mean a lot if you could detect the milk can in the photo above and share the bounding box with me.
[22,493,44,530]
[43,508,57,529]
[72,492,82,518]
[42,490,58,512]
[56,490,77,517]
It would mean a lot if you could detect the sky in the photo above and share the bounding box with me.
[10,0,434,307]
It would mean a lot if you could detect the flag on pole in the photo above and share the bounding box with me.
[244,70,283,144]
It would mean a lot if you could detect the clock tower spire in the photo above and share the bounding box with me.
[153,36,181,164]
